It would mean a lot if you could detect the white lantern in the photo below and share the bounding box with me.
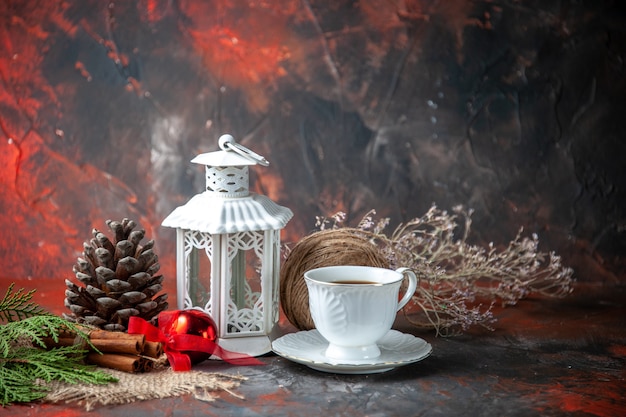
[161,134,293,356]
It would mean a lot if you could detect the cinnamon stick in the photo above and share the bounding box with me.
[89,330,145,351]
[87,352,141,373]
[46,328,163,373]
[42,337,81,348]
[87,329,143,341]
[140,357,155,372]
[93,338,144,354]
[143,341,163,358]
[52,330,145,353]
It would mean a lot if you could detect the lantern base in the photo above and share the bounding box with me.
[217,335,272,357]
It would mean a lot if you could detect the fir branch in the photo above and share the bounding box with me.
[0,283,46,323]
[6,346,114,384]
[1,346,116,406]
[0,366,49,406]
[0,284,117,407]
[0,314,92,357]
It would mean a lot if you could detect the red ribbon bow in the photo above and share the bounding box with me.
[128,310,264,371]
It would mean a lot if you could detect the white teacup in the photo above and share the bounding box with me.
[304,265,418,362]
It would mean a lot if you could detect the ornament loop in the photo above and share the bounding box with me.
[218,134,269,166]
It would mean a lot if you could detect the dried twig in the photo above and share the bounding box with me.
[315,205,574,335]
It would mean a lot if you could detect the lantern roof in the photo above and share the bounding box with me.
[162,192,292,233]
[190,149,256,167]
[161,134,292,233]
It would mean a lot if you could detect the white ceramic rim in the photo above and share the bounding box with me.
[303,265,403,286]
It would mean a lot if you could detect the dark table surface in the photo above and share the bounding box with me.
[7,280,626,417]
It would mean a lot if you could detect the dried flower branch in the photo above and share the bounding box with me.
[316,205,574,336]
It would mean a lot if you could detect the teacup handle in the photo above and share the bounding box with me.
[395,267,418,311]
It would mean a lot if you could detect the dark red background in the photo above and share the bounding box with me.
[1,3,626,416]
[1,0,624,290]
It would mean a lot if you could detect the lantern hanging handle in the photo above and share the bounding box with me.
[219,134,269,166]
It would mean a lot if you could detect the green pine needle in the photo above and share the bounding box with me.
[0,283,46,323]
[0,284,118,407]
[1,366,49,406]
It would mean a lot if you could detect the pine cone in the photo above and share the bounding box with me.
[64,218,168,331]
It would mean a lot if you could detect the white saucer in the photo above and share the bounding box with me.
[272,329,432,374]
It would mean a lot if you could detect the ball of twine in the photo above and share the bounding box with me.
[279,228,390,330]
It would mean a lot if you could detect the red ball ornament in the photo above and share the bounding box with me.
[163,309,218,364]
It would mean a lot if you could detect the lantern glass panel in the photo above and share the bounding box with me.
[226,231,264,335]
[184,230,213,312]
